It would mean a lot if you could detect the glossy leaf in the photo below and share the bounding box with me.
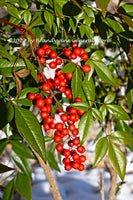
[60,63,76,73]
[79,24,94,40]
[44,10,54,30]
[0,163,15,174]
[106,104,130,120]
[15,75,22,98]
[93,60,118,87]
[109,131,133,145]
[15,173,32,200]
[127,88,133,111]
[100,105,107,120]
[19,0,28,9]
[3,179,15,200]
[91,108,103,122]
[12,151,32,180]
[11,141,35,159]
[47,151,60,172]
[70,102,89,111]
[14,105,46,161]
[104,92,116,104]
[7,3,21,19]
[93,137,108,168]
[78,110,93,145]
[129,46,133,64]
[0,45,12,61]
[90,50,105,60]
[85,59,95,81]
[121,14,133,29]
[28,15,44,29]
[119,4,133,17]
[95,0,110,17]
[103,17,124,33]
[0,139,8,155]
[0,102,14,129]
[108,141,126,181]
[116,120,133,136]
[24,10,31,25]
[16,69,31,78]
[44,136,53,143]
[19,87,39,99]
[72,68,82,100]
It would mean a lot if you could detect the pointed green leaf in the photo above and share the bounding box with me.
[100,105,107,120]
[14,105,46,161]
[0,164,15,174]
[91,108,103,122]
[3,179,15,200]
[72,68,82,100]
[93,60,118,87]
[79,24,94,40]
[47,151,60,172]
[44,10,54,30]
[60,63,76,73]
[106,104,130,120]
[78,110,93,145]
[11,141,35,159]
[127,88,133,111]
[95,0,110,17]
[129,46,133,64]
[15,173,31,200]
[108,141,126,181]
[0,1,5,7]
[0,45,12,61]
[7,4,21,19]
[85,59,95,81]
[90,50,105,60]
[19,0,28,9]
[93,137,108,168]
[109,131,133,145]
[121,14,133,29]
[28,15,44,30]
[104,17,124,33]
[0,139,8,155]
[104,92,116,104]
[70,102,89,111]
[116,120,133,136]
[24,10,31,25]
[0,102,14,129]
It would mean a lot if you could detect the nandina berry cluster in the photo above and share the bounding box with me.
[28,42,89,171]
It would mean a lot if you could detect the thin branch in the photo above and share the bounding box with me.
[99,171,105,200]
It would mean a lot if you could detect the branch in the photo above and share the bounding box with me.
[99,170,105,200]
[31,148,63,200]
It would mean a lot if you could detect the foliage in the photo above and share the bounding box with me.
[0,0,133,199]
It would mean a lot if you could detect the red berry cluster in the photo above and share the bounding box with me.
[28,43,88,171]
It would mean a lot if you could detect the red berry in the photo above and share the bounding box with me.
[42,44,50,49]
[71,42,78,49]
[74,97,82,102]
[62,128,69,136]
[50,51,57,59]
[80,48,86,55]
[68,140,74,147]
[36,98,45,108]
[28,93,36,100]
[56,58,62,65]
[72,129,79,136]
[72,153,80,161]
[71,53,77,60]
[45,116,53,124]
[72,162,79,169]
[59,80,67,87]
[62,47,67,52]
[49,61,57,69]
[64,49,72,57]
[69,114,79,122]
[59,86,66,93]
[42,83,50,91]
[64,89,71,96]
[50,121,55,129]
[78,110,86,115]
[64,164,72,171]
[78,163,85,171]
[55,68,62,76]
[61,114,69,122]
[43,123,50,130]
[70,107,77,114]
[37,48,45,56]
[79,155,86,163]
[77,146,86,153]
[82,65,91,73]
[55,123,64,131]
[54,78,60,85]
[68,124,75,131]
[66,73,73,80]
[67,94,73,99]
[39,57,46,64]
[47,78,54,87]
[41,106,48,112]
[63,157,71,164]
[73,48,81,56]
[73,138,80,146]
[81,53,88,61]
[56,144,63,152]
[63,149,71,157]
[58,74,65,81]
[47,105,52,113]
[45,97,53,105]
[41,111,48,119]
[54,135,62,143]
[45,48,52,55]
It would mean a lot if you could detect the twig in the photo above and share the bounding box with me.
[99,170,105,200]
[31,148,63,200]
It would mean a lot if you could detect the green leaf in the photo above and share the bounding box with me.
[47,151,60,171]
[0,139,8,155]
[109,131,133,145]
[0,58,26,77]
[93,137,108,168]
[95,0,110,17]
[103,17,124,33]
[91,108,102,122]
[121,14,133,29]
[11,141,35,159]
[0,45,12,61]
[100,105,107,120]
[19,87,39,99]
[30,27,42,46]
[16,98,33,106]
[106,104,130,120]
[127,88,133,111]
[93,130,104,144]
[79,24,94,40]
[44,136,53,143]
[119,4,133,17]
[44,10,54,30]
[71,68,82,100]
[116,120,133,136]
[28,15,44,29]
[0,102,14,129]
[90,50,105,60]
[78,110,93,145]
[24,10,31,25]
[69,18,76,33]
[104,92,116,104]
[0,163,15,174]
[14,105,46,161]
[108,141,126,181]
[0,1,5,7]
[37,0,48,4]
[7,3,21,19]
[3,179,15,200]
[23,57,38,83]
[70,102,89,111]
[82,77,95,106]
[15,173,32,200]
[12,151,32,180]
[129,46,133,64]
[85,59,95,81]
[93,60,118,87]
[60,63,76,73]
[19,0,28,9]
